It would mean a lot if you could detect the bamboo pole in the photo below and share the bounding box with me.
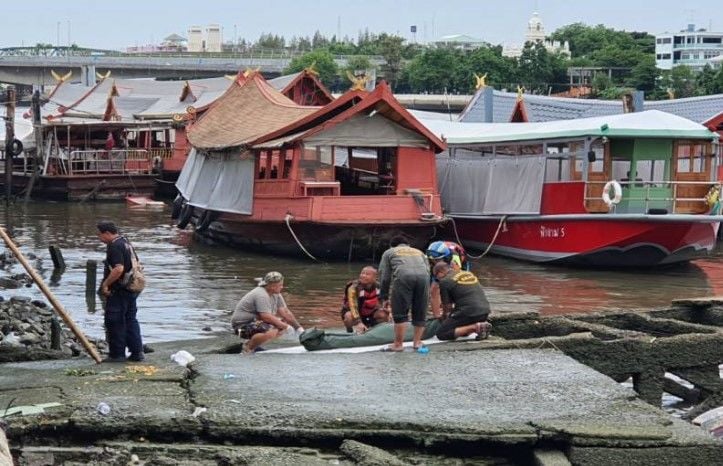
[0,227,102,363]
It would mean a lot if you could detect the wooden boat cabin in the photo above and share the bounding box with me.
[175,73,446,260]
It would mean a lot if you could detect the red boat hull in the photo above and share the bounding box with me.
[452,217,718,267]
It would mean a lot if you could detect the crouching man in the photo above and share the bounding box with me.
[433,262,491,341]
[231,271,304,353]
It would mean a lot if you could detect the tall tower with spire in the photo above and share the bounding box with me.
[526,12,546,43]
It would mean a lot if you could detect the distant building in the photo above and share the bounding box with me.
[206,24,222,53]
[655,24,723,71]
[186,24,222,53]
[502,12,571,59]
[126,33,187,54]
[433,34,486,51]
[187,26,204,52]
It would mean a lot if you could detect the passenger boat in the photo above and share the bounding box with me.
[174,73,446,260]
[422,110,723,267]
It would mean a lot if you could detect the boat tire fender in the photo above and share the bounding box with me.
[196,210,217,232]
[176,203,194,229]
[171,195,184,219]
[9,139,23,156]
[602,180,623,207]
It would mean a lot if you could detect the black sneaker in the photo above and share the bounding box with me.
[128,354,145,362]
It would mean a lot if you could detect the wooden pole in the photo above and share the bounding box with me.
[0,425,11,466]
[0,227,102,363]
[85,259,97,312]
[48,245,66,270]
[4,86,15,204]
[24,90,43,202]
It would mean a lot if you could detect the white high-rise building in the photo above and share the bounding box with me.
[187,26,203,52]
[655,24,723,71]
[186,24,222,53]
[206,24,222,53]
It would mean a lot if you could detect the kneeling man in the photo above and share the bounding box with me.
[341,266,389,334]
[231,271,303,353]
[433,262,491,341]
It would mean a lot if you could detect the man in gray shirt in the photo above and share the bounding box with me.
[379,236,430,352]
[231,271,304,353]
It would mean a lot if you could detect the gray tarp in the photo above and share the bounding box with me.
[176,149,255,215]
[175,148,201,199]
[206,152,255,215]
[437,154,545,215]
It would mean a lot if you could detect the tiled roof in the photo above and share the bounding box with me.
[187,73,319,150]
[646,95,723,125]
[460,88,723,125]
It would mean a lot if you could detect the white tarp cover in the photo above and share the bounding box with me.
[303,113,429,148]
[438,154,545,215]
[176,149,254,214]
[420,110,716,144]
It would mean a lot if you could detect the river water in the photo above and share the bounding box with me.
[1,201,723,343]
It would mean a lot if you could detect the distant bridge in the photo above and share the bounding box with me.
[0,47,386,87]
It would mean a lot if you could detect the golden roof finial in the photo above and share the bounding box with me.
[474,73,488,90]
[346,71,370,91]
[516,85,526,102]
[50,70,73,83]
[243,67,261,78]
[96,70,112,81]
[304,61,319,76]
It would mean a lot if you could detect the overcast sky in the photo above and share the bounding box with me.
[1,0,721,51]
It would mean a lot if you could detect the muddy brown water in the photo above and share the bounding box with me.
[1,201,722,344]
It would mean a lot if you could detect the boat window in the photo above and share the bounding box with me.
[544,156,572,182]
[676,143,707,173]
[300,145,334,181]
[636,160,667,187]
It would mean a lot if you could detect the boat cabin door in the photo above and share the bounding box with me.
[611,139,673,214]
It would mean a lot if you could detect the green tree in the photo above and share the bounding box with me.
[517,42,567,93]
[697,64,718,95]
[626,55,658,93]
[284,49,338,87]
[461,46,517,92]
[667,65,698,98]
[402,48,466,93]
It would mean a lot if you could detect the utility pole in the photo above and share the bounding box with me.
[4,86,15,204]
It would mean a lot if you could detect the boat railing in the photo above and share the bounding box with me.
[584,180,715,214]
[148,148,174,160]
[65,150,151,175]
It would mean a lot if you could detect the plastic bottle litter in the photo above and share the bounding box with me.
[96,402,111,416]
[170,350,196,367]
[416,346,429,354]
[192,407,208,418]
[223,373,236,380]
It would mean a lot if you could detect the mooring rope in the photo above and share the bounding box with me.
[284,214,319,262]
[449,215,508,260]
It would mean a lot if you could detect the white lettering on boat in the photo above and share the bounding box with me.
[539,226,566,238]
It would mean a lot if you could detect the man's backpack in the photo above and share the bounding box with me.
[121,239,146,293]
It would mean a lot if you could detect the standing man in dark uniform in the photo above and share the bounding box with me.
[379,236,430,352]
[97,221,144,362]
[432,262,491,341]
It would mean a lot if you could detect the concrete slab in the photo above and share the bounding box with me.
[192,349,682,445]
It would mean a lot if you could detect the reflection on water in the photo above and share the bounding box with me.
[1,202,722,343]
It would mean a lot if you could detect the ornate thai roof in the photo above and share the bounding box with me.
[187,73,320,150]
